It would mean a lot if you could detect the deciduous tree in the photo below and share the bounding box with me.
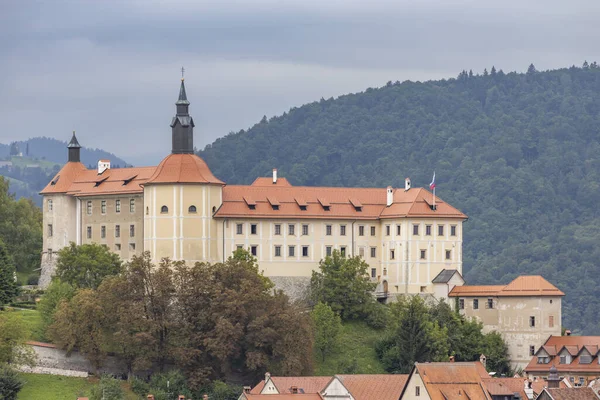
[311,302,341,362]
[0,240,18,306]
[55,242,122,289]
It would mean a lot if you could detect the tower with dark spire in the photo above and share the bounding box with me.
[67,131,81,162]
[170,76,195,154]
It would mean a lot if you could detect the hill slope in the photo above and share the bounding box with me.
[199,64,600,335]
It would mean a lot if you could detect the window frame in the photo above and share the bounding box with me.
[420,249,426,259]
[47,224,53,237]
[115,199,121,213]
[236,223,243,235]
[325,246,332,257]
[250,224,258,235]
[302,224,309,236]
[274,245,281,257]
[413,224,419,235]
[129,198,135,213]
[438,225,444,236]
[274,224,281,235]
[451,225,457,236]
[326,225,332,236]
[370,247,376,258]
[340,225,346,236]
[48,199,53,211]
[288,245,295,257]
[371,226,376,236]
[288,224,295,236]
[129,224,135,237]
[396,225,401,236]
[87,201,92,215]
[101,225,106,239]
[445,249,451,260]
[115,225,120,238]
[473,299,479,310]
[302,245,309,257]
[425,224,432,236]
[358,225,365,236]
[86,226,92,239]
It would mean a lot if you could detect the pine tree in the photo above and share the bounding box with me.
[0,241,18,306]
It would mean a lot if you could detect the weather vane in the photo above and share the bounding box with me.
[181,66,185,81]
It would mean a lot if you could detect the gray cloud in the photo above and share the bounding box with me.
[1,0,599,164]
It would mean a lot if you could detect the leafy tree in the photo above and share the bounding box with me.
[37,279,76,329]
[0,364,23,400]
[0,241,18,306]
[90,375,125,400]
[311,302,342,362]
[0,312,35,366]
[310,250,376,321]
[482,331,511,375]
[55,242,122,289]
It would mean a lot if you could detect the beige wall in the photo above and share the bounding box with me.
[215,217,464,294]
[80,194,144,260]
[457,296,562,369]
[402,368,429,400]
[144,183,222,263]
[42,194,78,257]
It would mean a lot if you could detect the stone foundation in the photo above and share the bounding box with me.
[269,276,311,302]
[38,252,57,289]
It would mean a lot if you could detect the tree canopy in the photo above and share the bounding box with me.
[55,242,123,289]
[199,63,600,334]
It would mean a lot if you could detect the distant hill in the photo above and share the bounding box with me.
[0,137,130,204]
[199,63,600,335]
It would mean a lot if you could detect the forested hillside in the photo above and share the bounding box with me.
[199,63,600,335]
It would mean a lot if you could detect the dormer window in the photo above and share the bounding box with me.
[538,356,549,364]
[267,196,280,211]
[295,197,308,211]
[50,175,60,185]
[580,355,592,364]
[244,196,256,210]
[349,197,362,212]
[161,205,168,214]
[318,197,330,211]
[299,205,307,211]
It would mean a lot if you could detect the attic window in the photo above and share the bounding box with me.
[94,176,109,187]
[267,196,280,211]
[295,197,307,211]
[244,196,256,210]
[50,175,60,185]
[318,197,331,211]
[349,197,363,212]
[123,175,138,186]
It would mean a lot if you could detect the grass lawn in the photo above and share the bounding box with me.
[314,320,386,375]
[18,373,140,400]
[6,308,47,342]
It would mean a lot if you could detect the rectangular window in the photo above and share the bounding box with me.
[87,226,92,239]
[451,225,457,236]
[459,299,465,310]
[425,225,432,236]
[358,226,365,236]
[129,243,136,251]
[438,225,444,236]
[101,200,107,214]
[48,200,53,211]
[101,226,106,238]
[115,225,120,238]
[413,224,419,235]
[326,246,332,257]
[580,355,592,364]
[416,386,420,396]
[47,224,53,237]
[579,377,585,386]
[390,249,395,260]
[370,247,376,258]
[251,246,257,256]
[236,223,243,235]
[420,249,426,259]
[371,268,376,278]
[129,198,135,213]
[359,247,365,258]
[274,224,281,235]
[87,201,92,215]
[473,299,479,310]
[445,250,451,260]
[340,225,346,236]
[530,346,535,356]
[530,316,536,327]
[486,298,494,309]
[302,224,309,236]
[386,225,391,236]
[302,246,309,257]
[288,224,295,236]
[326,225,332,236]
[251,224,257,235]
[236,245,243,250]
[115,199,121,213]
[396,225,401,236]
[129,225,135,237]
[274,245,281,257]
[340,246,346,257]
[115,243,121,251]
[289,245,295,257]
[370,226,376,236]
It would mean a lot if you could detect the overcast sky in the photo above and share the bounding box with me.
[1,0,599,165]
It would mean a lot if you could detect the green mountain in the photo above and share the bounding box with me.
[0,137,129,205]
[199,63,600,335]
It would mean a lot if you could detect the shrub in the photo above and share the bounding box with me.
[89,376,125,400]
[0,364,24,400]
[26,274,39,286]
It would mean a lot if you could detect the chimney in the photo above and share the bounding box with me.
[97,159,110,174]
[243,386,251,394]
[265,372,271,381]
[273,169,278,184]
[291,386,299,394]
[565,330,572,336]
[405,177,411,191]
[480,354,487,368]
[386,186,393,207]
[449,355,455,363]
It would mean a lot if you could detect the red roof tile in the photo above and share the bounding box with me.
[40,162,89,194]
[336,374,408,400]
[526,336,600,374]
[449,276,564,297]
[482,378,528,399]
[145,153,224,185]
[250,377,331,395]
[242,394,323,400]
[543,388,600,400]
[414,362,492,400]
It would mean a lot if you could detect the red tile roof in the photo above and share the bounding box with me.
[542,388,600,400]
[242,394,323,400]
[250,377,331,395]
[482,378,528,400]
[449,276,564,297]
[216,186,467,220]
[526,336,600,374]
[336,374,408,400]
[145,153,224,185]
[414,362,492,400]
[40,162,89,194]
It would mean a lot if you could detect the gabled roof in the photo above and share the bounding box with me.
[482,378,527,400]
[40,162,89,194]
[432,269,464,284]
[335,374,408,400]
[541,388,600,400]
[526,336,600,373]
[449,276,564,297]
[241,394,323,400]
[145,153,224,185]
[250,376,331,395]
[410,362,492,400]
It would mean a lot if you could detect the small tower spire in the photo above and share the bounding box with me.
[67,131,81,162]
[170,72,195,154]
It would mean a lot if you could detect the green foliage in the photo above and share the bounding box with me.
[311,302,342,362]
[198,64,600,334]
[0,177,42,276]
[55,242,123,289]
[37,280,76,331]
[89,376,125,400]
[482,331,511,375]
[7,309,46,342]
[310,251,377,322]
[0,241,18,306]
[25,275,38,286]
[0,364,23,400]
[206,381,243,400]
[0,312,35,366]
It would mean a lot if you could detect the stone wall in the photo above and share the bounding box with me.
[269,276,311,302]
[38,252,56,289]
[29,342,126,376]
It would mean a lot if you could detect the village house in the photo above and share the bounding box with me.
[525,336,600,387]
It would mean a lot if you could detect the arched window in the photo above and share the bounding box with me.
[161,205,168,214]
[212,206,216,213]
[188,205,197,213]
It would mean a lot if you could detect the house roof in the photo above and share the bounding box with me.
[413,362,492,400]
[40,162,90,194]
[335,374,409,400]
[215,185,467,220]
[542,388,600,400]
[241,394,323,400]
[432,269,464,284]
[526,336,600,374]
[250,377,331,395]
[531,378,570,395]
[449,276,564,297]
[482,378,528,400]
[145,153,224,185]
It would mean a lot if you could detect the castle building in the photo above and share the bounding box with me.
[39,78,468,295]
